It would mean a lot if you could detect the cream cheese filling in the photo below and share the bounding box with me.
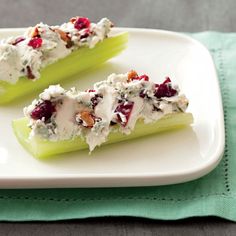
[24,72,189,151]
[0,17,113,84]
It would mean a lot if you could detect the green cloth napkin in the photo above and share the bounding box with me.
[1,32,236,221]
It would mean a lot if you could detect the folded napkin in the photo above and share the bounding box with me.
[1,32,236,221]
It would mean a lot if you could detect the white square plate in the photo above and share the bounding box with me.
[0,28,224,188]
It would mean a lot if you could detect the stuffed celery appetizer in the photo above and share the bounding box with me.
[13,71,193,158]
[0,17,128,103]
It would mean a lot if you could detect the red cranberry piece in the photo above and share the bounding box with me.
[130,74,149,82]
[139,89,147,98]
[12,37,25,46]
[163,77,171,84]
[154,77,177,98]
[26,66,35,80]
[80,29,90,39]
[28,37,43,49]
[114,101,134,127]
[91,94,103,109]
[30,100,56,121]
[74,17,90,30]
[139,74,149,81]
[86,89,96,92]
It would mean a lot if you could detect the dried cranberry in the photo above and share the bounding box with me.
[80,29,90,39]
[139,74,149,81]
[114,101,134,127]
[74,17,90,30]
[26,66,35,79]
[12,37,25,46]
[91,94,103,109]
[28,37,43,49]
[154,77,177,98]
[163,77,171,84]
[86,89,96,92]
[129,73,149,82]
[30,100,56,121]
[139,89,147,98]
[132,74,149,82]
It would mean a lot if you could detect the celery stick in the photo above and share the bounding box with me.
[0,32,128,104]
[12,113,193,159]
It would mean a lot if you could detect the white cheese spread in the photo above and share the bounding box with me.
[24,71,189,152]
[0,17,113,84]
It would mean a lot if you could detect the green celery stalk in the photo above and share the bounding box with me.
[0,32,128,104]
[12,113,193,159]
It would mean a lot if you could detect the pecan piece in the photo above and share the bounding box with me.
[54,29,70,42]
[29,27,39,38]
[69,17,77,24]
[127,70,138,82]
[77,111,95,128]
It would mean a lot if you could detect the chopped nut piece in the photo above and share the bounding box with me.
[69,17,77,24]
[26,66,35,79]
[29,27,39,38]
[54,29,71,42]
[127,70,138,82]
[77,111,95,127]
